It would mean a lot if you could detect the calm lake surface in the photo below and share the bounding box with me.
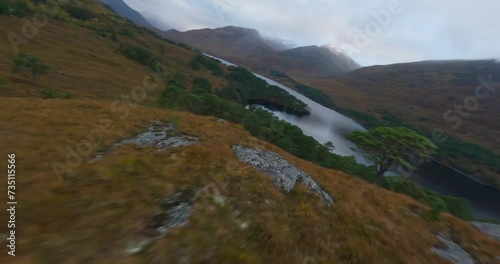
[207,53,500,220]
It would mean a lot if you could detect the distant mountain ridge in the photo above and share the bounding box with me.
[98,1,360,77]
[163,26,360,78]
[97,0,155,29]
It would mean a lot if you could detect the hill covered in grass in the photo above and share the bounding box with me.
[2,98,500,263]
[0,0,499,263]
[266,61,500,189]
[163,26,360,78]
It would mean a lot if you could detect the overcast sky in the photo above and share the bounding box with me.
[124,0,500,66]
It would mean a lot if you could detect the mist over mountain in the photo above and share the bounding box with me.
[260,35,297,51]
[2,1,500,262]
[99,0,500,189]
[100,0,358,77]
[163,26,360,77]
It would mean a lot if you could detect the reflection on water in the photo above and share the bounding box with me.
[207,53,500,220]
[252,74,368,164]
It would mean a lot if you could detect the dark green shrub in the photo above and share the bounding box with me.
[441,196,473,220]
[61,93,72,99]
[0,1,29,17]
[189,55,223,76]
[192,77,212,93]
[119,28,133,36]
[158,74,186,109]
[40,89,72,99]
[117,44,160,71]
[64,4,96,21]
[381,177,474,221]
[417,189,447,221]
[381,177,421,197]
[40,89,58,99]
[220,67,309,114]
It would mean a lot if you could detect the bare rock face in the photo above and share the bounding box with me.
[116,123,198,150]
[150,193,193,235]
[124,193,194,256]
[432,234,475,264]
[92,123,198,162]
[232,145,334,205]
[470,222,500,241]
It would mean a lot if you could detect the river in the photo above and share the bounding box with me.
[205,53,500,220]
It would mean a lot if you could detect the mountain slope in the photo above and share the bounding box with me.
[98,0,155,29]
[282,60,500,186]
[2,97,500,263]
[164,26,276,58]
[163,26,360,78]
[262,46,359,77]
[0,1,499,263]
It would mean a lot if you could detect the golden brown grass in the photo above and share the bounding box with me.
[0,13,227,104]
[257,65,500,185]
[0,98,498,263]
[0,4,498,263]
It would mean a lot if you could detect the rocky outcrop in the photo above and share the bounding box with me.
[470,222,500,241]
[432,234,475,264]
[232,145,334,205]
[116,123,198,150]
[92,123,198,162]
[124,192,194,256]
[151,193,194,235]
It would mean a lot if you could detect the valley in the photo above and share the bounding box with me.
[0,0,499,263]
[165,24,500,189]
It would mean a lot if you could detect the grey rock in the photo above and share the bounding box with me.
[123,193,194,256]
[152,193,193,235]
[123,238,152,256]
[432,234,475,264]
[470,222,500,241]
[89,154,104,163]
[232,145,334,205]
[116,123,198,150]
[91,123,198,162]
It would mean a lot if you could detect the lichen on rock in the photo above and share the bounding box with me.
[432,234,475,264]
[470,222,500,241]
[232,145,334,205]
[91,122,199,162]
[116,123,198,150]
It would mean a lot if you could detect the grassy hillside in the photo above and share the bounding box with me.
[1,98,500,263]
[265,61,500,188]
[163,26,359,78]
[0,0,230,102]
[160,19,500,187]
[0,1,499,263]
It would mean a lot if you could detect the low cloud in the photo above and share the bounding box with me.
[124,0,500,66]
